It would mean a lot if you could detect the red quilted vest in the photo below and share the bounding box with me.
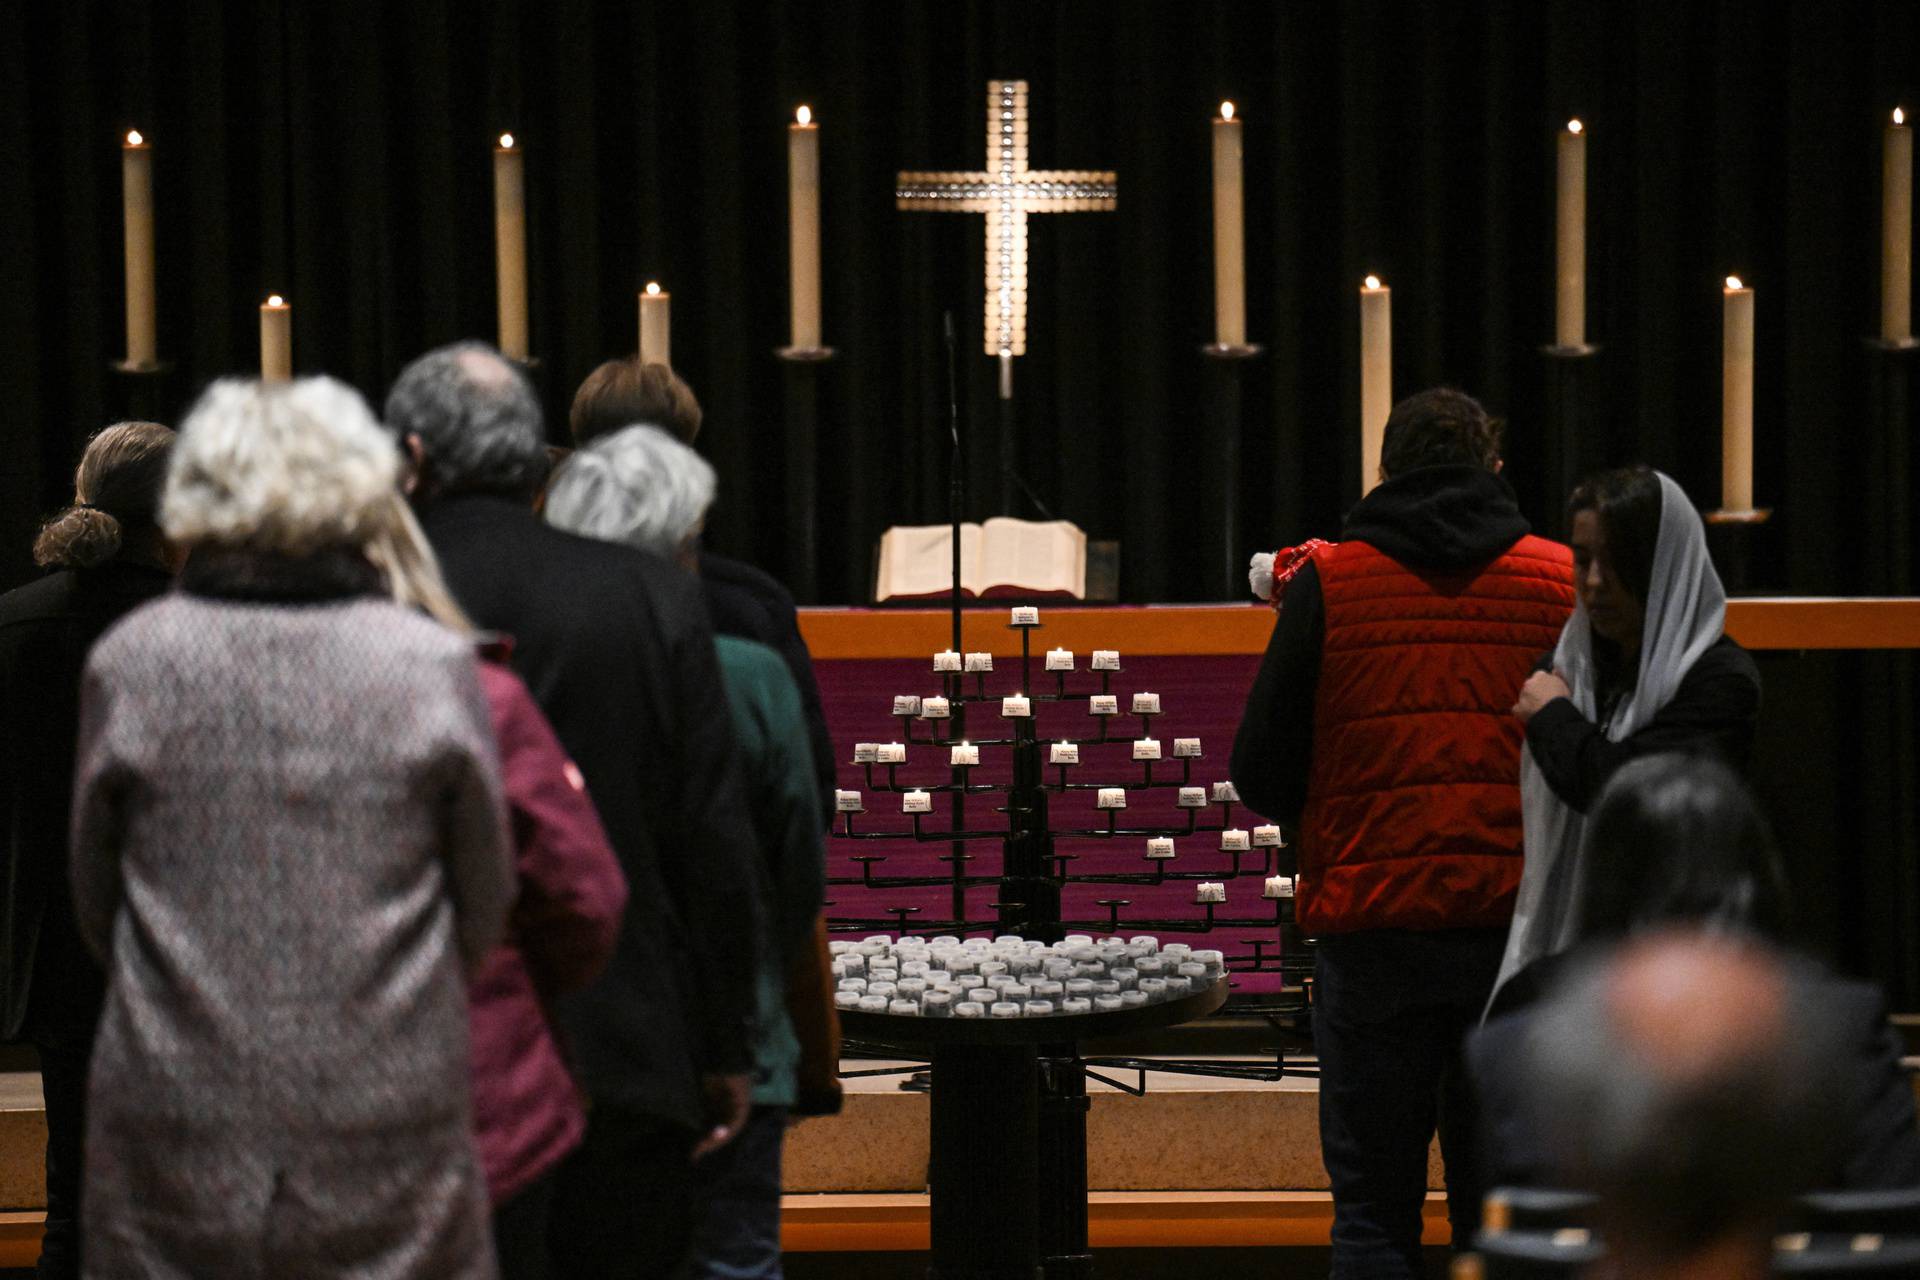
[1296,535,1575,934]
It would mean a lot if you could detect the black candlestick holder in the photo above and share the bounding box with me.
[1202,342,1264,599]
[1534,343,1604,540]
[775,345,836,604]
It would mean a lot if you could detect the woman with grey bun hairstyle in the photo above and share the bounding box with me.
[0,420,175,1280]
[70,377,513,1278]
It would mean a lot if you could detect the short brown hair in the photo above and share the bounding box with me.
[569,358,703,445]
[1379,387,1503,479]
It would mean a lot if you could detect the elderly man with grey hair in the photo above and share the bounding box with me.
[548,425,829,1280]
[385,342,767,1278]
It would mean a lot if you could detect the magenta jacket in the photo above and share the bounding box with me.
[472,659,628,1205]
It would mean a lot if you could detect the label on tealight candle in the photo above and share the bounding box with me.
[1176,786,1208,808]
[1145,837,1176,860]
[934,650,962,672]
[1263,875,1295,899]
[893,695,921,717]
[1009,606,1040,626]
[902,790,933,814]
[1252,824,1283,847]
[950,742,980,767]
[1220,829,1251,852]
[1195,882,1227,904]
[835,790,865,813]
[878,743,908,764]
[1089,695,1119,716]
[1132,738,1162,761]
[1211,780,1240,804]
[1173,738,1203,758]
[964,652,993,673]
[921,696,950,719]
[1045,648,1074,671]
[854,743,879,763]
[1131,692,1161,715]
[1049,741,1080,766]
[1091,650,1121,671]
[1096,788,1128,810]
[1001,695,1031,717]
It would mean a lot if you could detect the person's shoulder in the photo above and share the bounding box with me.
[82,592,198,671]
[715,633,793,690]
[0,570,78,629]
[700,552,795,608]
[1693,633,1762,688]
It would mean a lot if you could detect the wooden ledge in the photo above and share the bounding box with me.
[778,1190,1449,1252]
[798,599,1920,660]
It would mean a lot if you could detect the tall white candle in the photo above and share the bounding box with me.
[1885,108,1913,344]
[259,294,291,383]
[1556,120,1587,348]
[639,281,671,366]
[122,131,157,368]
[1211,102,1246,348]
[1360,276,1392,495]
[789,106,822,350]
[494,134,529,361]
[1721,276,1755,512]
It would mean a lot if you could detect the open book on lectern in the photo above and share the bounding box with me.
[873,519,1088,603]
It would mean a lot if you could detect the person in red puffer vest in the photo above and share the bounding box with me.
[1231,388,1575,1280]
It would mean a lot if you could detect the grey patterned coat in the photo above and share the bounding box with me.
[71,579,512,1279]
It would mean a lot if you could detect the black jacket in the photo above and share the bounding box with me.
[0,561,172,1040]
[699,552,837,829]
[1469,951,1920,1192]
[420,494,764,1129]
[1230,465,1534,825]
[1525,635,1761,812]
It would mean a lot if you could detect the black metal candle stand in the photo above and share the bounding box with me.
[776,345,837,604]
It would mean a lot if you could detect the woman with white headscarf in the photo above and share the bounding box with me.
[1494,466,1761,1002]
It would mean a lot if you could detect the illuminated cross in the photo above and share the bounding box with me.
[897,79,1117,375]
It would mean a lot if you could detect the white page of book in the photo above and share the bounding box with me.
[978,518,1085,596]
[876,523,986,598]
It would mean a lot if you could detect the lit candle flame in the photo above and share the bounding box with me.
[645,281,661,296]
[266,294,285,307]
[1364,275,1382,290]
[1897,107,1908,126]
[126,129,144,146]
[499,132,515,149]
[1220,101,1235,122]
[1567,118,1583,135]
[1725,276,1744,291]
[796,105,812,126]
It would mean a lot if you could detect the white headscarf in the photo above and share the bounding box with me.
[1493,472,1728,998]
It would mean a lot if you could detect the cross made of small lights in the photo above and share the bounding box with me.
[896,80,1118,360]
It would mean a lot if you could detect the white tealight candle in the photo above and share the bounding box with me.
[1195,882,1227,904]
[1252,824,1284,848]
[902,790,933,814]
[1176,787,1208,809]
[1091,650,1121,671]
[853,743,879,763]
[951,742,980,767]
[1049,741,1080,766]
[1173,738,1203,758]
[1096,788,1128,810]
[1001,695,1032,717]
[1212,780,1240,804]
[934,650,963,673]
[1131,692,1162,716]
[1220,829,1251,852]
[964,652,994,673]
[893,695,922,717]
[1045,648,1074,671]
[1145,837,1176,860]
[835,790,865,813]
[1089,695,1119,716]
[1132,738,1162,761]
[1263,875,1295,900]
[1010,606,1040,626]
[921,696,951,719]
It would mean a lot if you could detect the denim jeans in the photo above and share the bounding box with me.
[1313,927,1507,1279]
[679,1105,788,1280]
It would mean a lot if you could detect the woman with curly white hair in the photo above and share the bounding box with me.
[70,376,512,1278]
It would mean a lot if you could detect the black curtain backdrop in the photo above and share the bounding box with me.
[5,0,1919,999]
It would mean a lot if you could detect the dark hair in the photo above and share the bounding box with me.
[383,341,550,499]
[1567,465,1662,605]
[33,420,175,569]
[1578,754,1791,944]
[1378,388,1503,478]
[570,359,703,446]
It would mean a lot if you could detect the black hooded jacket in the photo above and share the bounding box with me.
[1230,465,1536,826]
